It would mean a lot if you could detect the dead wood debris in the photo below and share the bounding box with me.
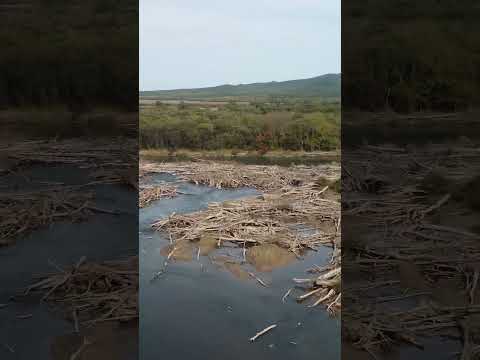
[146,161,342,314]
[26,257,138,325]
[344,304,480,353]
[249,324,277,342]
[0,190,97,246]
[1,138,137,188]
[1,138,136,170]
[140,160,339,191]
[342,143,480,357]
[139,185,178,208]
[152,182,339,255]
[89,166,138,189]
[295,262,341,314]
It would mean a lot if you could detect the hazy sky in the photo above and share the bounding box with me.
[140,0,340,91]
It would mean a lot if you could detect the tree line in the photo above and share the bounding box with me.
[0,0,137,111]
[343,0,480,112]
[140,102,340,152]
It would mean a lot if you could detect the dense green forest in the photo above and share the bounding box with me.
[140,74,340,101]
[140,100,340,152]
[0,0,137,110]
[343,0,480,112]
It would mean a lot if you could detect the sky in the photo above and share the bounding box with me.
[140,0,340,91]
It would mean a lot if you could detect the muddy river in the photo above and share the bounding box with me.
[140,173,340,360]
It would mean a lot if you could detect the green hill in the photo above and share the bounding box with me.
[140,74,340,100]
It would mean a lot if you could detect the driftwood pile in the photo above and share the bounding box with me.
[345,304,480,353]
[1,138,137,188]
[139,185,178,208]
[0,138,137,245]
[0,189,97,246]
[343,143,480,357]
[26,257,138,325]
[90,166,138,189]
[140,160,339,191]
[153,183,339,255]
[2,138,136,170]
[295,263,341,314]
[294,228,341,314]
[1,138,138,329]
[147,161,342,313]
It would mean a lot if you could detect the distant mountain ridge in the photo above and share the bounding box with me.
[140,74,340,100]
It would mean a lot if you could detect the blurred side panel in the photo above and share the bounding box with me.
[342,1,480,359]
[0,1,138,359]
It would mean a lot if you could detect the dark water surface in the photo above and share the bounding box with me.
[140,174,340,360]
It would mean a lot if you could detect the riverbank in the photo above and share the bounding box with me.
[140,149,340,166]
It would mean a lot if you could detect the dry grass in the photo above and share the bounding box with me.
[140,148,340,165]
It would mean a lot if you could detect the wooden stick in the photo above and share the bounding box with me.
[249,324,277,342]
[69,337,92,360]
[16,314,33,320]
[73,308,79,333]
[282,288,293,303]
[298,287,324,301]
[309,289,335,307]
[249,272,269,287]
